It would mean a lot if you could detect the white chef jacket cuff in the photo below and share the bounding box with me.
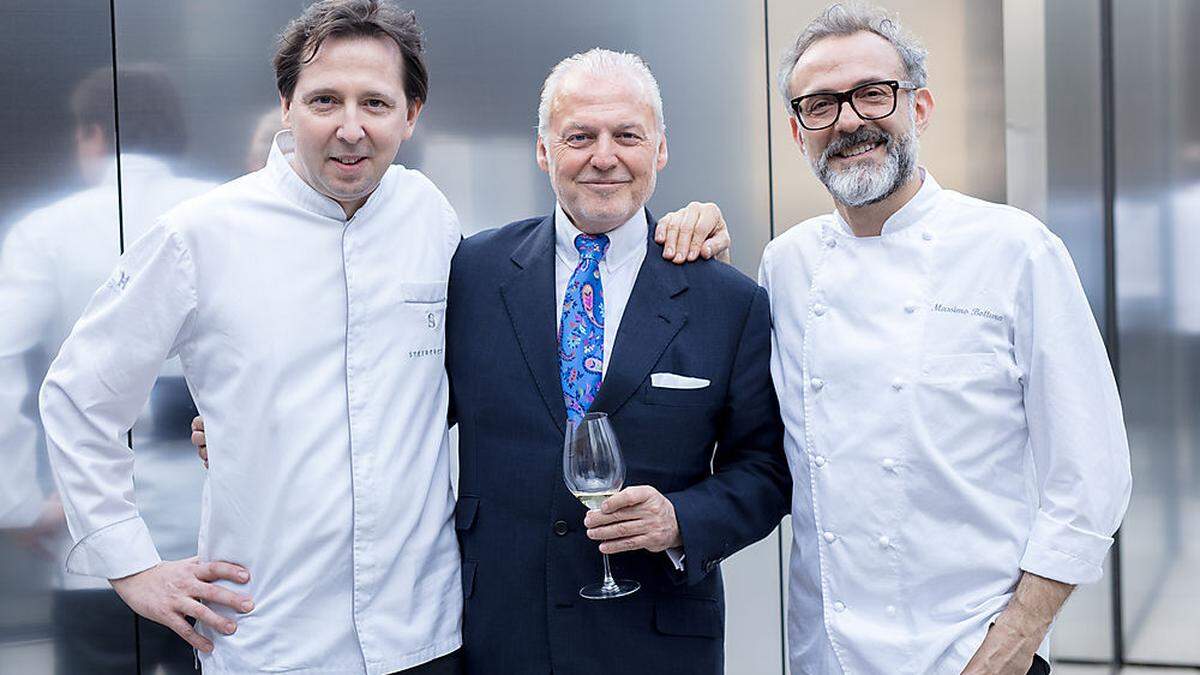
[666,546,686,571]
[65,516,162,580]
[1019,511,1113,585]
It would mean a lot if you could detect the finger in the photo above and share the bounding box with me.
[192,416,204,432]
[601,485,652,513]
[599,534,654,555]
[179,597,237,636]
[193,580,255,613]
[164,613,214,653]
[688,203,718,261]
[195,560,250,584]
[192,430,207,449]
[705,224,731,260]
[654,213,670,243]
[661,211,683,260]
[673,203,701,263]
[587,519,647,541]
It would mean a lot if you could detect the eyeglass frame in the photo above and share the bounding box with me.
[789,79,920,131]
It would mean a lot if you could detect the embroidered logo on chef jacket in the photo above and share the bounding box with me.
[426,311,439,329]
[107,269,131,292]
[931,303,1005,322]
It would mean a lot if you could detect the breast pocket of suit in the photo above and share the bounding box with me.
[399,281,448,353]
[641,372,722,408]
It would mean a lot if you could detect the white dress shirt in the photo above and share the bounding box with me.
[40,132,463,674]
[759,172,1132,674]
[0,155,214,589]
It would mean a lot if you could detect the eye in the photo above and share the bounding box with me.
[565,133,591,146]
[310,95,337,107]
[616,132,643,144]
[365,98,390,109]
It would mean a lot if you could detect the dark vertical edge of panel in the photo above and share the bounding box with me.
[762,1,785,672]
[108,0,141,671]
[1098,0,1124,667]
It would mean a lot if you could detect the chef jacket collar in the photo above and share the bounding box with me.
[831,167,941,238]
[266,130,393,222]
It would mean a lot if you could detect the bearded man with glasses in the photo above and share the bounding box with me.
[754,3,1132,675]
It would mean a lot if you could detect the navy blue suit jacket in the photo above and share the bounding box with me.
[445,213,789,674]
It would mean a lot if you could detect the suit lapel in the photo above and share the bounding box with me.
[589,216,688,417]
[499,215,568,434]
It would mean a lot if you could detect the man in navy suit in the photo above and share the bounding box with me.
[445,48,790,674]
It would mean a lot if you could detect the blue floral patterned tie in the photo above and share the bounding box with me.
[559,233,610,422]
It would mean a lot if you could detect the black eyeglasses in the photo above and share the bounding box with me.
[789,80,918,131]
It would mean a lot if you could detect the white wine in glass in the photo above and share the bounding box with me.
[563,412,640,600]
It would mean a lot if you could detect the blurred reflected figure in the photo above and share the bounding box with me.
[0,64,214,673]
[245,108,284,172]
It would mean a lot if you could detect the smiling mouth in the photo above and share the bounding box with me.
[833,141,884,160]
[331,156,367,166]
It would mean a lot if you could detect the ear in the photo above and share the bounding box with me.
[536,135,549,173]
[280,94,292,129]
[912,88,934,136]
[789,115,806,154]
[401,99,425,142]
[655,132,669,171]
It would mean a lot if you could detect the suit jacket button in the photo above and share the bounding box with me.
[553,520,569,536]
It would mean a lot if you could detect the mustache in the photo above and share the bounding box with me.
[821,127,892,161]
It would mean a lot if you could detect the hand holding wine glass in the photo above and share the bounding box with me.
[563,412,640,600]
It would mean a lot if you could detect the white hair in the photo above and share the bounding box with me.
[778,1,929,104]
[536,48,665,140]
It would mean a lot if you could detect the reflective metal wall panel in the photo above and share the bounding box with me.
[0,2,135,673]
[767,0,1006,235]
[112,1,783,672]
[1113,0,1200,665]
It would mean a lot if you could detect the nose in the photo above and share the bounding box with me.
[833,99,867,135]
[336,105,366,145]
[589,135,619,171]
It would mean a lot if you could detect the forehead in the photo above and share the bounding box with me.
[550,73,655,128]
[789,31,907,96]
[295,34,405,92]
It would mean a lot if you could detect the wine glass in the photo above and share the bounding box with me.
[563,411,640,600]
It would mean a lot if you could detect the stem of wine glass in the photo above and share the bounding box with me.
[600,553,620,593]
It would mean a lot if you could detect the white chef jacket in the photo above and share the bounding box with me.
[39,132,463,674]
[0,155,213,589]
[759,171,1132,674]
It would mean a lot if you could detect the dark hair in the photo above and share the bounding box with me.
[71,64,187,156]
[273,0,428,108]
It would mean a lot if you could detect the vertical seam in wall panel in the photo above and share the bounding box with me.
[107,0,140,672]
[1098,0,1124,667]
[762,1,785,673]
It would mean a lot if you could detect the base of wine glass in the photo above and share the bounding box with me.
[579,579,640,600]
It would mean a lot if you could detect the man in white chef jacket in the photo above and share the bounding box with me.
[38,2,729,673]
[760,4,1133,674]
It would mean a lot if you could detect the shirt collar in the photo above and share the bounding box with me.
[554,203,647,270]
[264,130,391,221]
[832,167,942,237]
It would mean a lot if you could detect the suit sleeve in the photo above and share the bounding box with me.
[667,285,791,585]
[39,222,198,579]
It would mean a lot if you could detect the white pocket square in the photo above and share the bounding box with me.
[650,373,710,390]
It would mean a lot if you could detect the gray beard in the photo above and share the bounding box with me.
[809,126,918,208]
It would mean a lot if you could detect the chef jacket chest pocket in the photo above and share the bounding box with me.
[920,352,1009,386]
[399,281,448,342]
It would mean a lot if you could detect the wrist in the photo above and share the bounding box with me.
[994,601,1051,647]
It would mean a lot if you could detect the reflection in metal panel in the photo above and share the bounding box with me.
[0,2,133,673]
[1113,0,1200,666]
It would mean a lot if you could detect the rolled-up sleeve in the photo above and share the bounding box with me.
[1014,236,1132,585]
[39,222,197,579]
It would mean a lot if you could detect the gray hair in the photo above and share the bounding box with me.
[537,48,665,140]
[777,1,928,104]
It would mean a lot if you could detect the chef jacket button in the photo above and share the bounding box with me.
[882,458,897,471]
[823,531,837,543]
[825,238,838,248]
[886,605,897,617]
[922,231,933,241]
[878,535,891,548]
[813,303,827,316]
[811,377,825,391]
[904,302,918,314]
[833,601,846,613]
[891,378,905,391]
[814,455,827,467]
[553,520,569,536]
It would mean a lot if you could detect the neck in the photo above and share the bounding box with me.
[561,205,636,236]
[834,171,924,237]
